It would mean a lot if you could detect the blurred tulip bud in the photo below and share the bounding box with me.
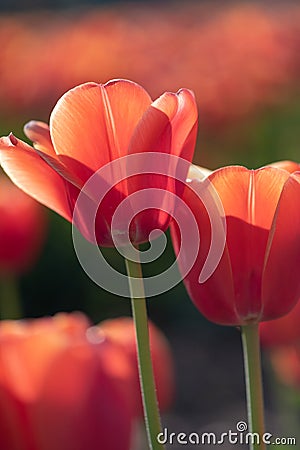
[96,317,175,418]
[0,312,132,450]
[0,174,47,276]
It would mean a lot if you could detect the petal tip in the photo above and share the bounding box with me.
[8,133,18,146]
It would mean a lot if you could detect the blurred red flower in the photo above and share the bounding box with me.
[0,3,299,130]
[171,165,300,325]
[259,287,300,389]
[0,174,47,276]
[96,317,175,418]
[0,312,132,450]
[0,79,197,246]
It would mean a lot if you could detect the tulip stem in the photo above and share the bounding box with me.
[241,323,266,450]
[0,276,23,320]
[125,256,165,450]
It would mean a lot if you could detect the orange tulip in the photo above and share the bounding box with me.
[0,312,132,450]
[260,300,300,348]
[1,4,300,130]
[0,174,47,275]
[96,317,175,418]
[171,165,300,325]
[0,79,197,246]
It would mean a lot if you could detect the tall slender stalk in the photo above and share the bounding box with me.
[241,323,266,450]
[125,256,165,450]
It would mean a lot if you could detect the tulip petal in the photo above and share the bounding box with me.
[24,120,56,157]
[50,80,152,181]
[0,135,72,221]
[209,166,290,321]
[174,166,291,325]
[125,89,198,241]
[262,172,300,319]
[170,178,237,325]
[24,121,83,188]
[33,344,132,450]
[210,166,289,229]
[129,88,198,160]
[267,160,300,174]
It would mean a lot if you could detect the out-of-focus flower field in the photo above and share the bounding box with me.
[1,1,300,169]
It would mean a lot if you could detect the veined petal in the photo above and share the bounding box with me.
[267,160,300,174]
[210,166,289,229]
[125,89,198,241]
[24,121,56,157]
[129,88,198,160]
[209,166,290,321]
[50,80,152,181]
[170,178,236,325]
[166,88,198,161]
[0,135,72,221]
[262,172,300,319]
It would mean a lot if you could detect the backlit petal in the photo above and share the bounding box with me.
[262,172,300,319]
[24,121,56,157]
[209,166,290,321]
[170,178,236,325]
[50,80,152,181]
[0,135,72,221]
[267,160,300,174]
[126,89,197,241]
[129,88,198,160]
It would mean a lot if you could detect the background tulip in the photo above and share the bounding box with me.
[0,174,46,276]
[0,312,132,450]
[260,299,300,388]
[96,317,175,418]
[171,165,300,326]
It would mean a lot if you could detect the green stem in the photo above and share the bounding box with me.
[0,276,23,320]
[125,256,165,450]
[241,323,266,450]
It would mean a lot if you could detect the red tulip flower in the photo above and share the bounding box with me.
[0,312,132,450]
[171,165,300,325]
[0,174,47,275]
[96,317,175,418]
[0,79,197,246]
